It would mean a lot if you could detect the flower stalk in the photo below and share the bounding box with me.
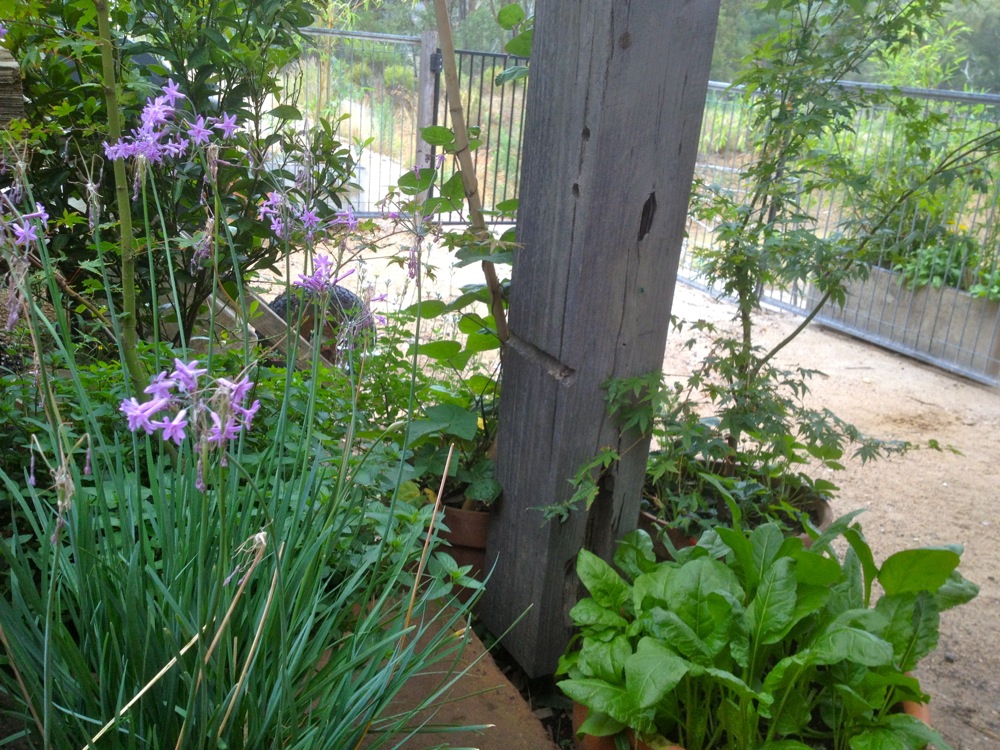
[94,0,146,392]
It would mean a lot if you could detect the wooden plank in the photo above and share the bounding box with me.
[245,289,337,371]
[479,0,721,677]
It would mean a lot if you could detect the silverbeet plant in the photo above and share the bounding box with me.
[558,509,978,750]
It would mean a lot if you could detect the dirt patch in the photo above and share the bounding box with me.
[666,285,1000,750]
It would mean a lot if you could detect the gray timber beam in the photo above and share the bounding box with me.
[480,0,722,677]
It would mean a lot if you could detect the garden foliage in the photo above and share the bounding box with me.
[0,3,498,747]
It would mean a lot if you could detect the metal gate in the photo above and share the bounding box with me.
[289,28,526,219]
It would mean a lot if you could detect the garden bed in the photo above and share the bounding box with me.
[812,264,1000,381]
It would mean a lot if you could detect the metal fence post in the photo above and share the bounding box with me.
[416,29,439,180]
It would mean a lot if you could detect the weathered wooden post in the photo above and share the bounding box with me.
[480,0,721,676]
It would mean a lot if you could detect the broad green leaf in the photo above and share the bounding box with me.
[465,373,496,397]
[748,523,787,592]
[623,638,690,708]
[412,339,462,360]
[569,598,628,631]
[397,167,437,195]
[849,711,948,750]
[494,198,519,214]
[703,666,762,703]
[422,196,461,215]
[440,172,466,203]
[495,65,529,86]
[878,547,961,596]
[934,570,979,611]
[445,286,491,312]
[875,592,939,671]
[788,583,831,633]
[632,566,675,614]
[576,549,630,610]
[715,525,755,587]
[400,299,448,318]
[760,653,813,715]
[643,606,711,662]
[504,27,533,57]
[496,3,525,30]
[666,557,743,642]
[462,459,502,504]
[464,331,501,354]
[557,678,635,726]
[842,524,878,604]
[577,709,626,738]
[790,546,843,588]
[578,635,632,683]
[747,557,798,645]
[406,403,479,445]
[458,313,495,335]
[811,625,894,667]
[614,530,657,579]
[420,125,455,146]
[705,590,748,661]
[268,104,302,120]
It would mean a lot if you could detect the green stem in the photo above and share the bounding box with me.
[95,0,147,393]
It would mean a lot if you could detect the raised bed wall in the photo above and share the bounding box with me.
[812,266,1000,382]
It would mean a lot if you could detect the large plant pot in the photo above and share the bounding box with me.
[639,497,833,560]
[571,703,683,750]
[440,505,489,604]
[570,696,928,750]
[812,264,1000,380]
[638,511,697,560]
[798,496,834,548]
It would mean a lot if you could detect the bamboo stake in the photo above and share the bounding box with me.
[430,0,510,346]
[86,630,205,748]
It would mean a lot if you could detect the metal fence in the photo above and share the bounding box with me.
[288,31,1000,385]
[287,29,526,218]
[687,82,1000,385]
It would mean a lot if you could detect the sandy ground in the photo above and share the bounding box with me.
[664,285,1000,750]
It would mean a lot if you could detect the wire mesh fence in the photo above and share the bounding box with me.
[287,31,1000,384]
[687,82,1000,383]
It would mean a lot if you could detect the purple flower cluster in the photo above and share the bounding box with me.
[1,203,48,248]
[120,359,260,488]
[103,80,238,163]
[258,191,333,242]
[2,203,49,329]
[295,255,354,295]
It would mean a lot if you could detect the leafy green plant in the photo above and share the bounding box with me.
[558,512,978,750]
[3,0,359,344]
[0,15,486,745]
[368,118,514,510]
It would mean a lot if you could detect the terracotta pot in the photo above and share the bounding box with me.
[901,699,932,726]
[441,505,489,575]
[571,703,683,750]
[638,511,697,560]
[440,505,490,604]
[798,496,834,548]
